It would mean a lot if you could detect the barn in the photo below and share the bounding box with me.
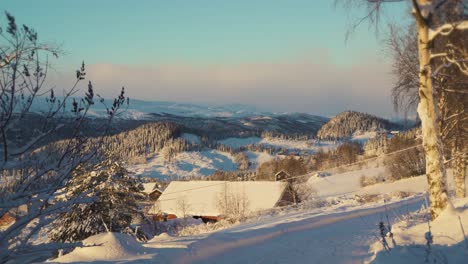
[274,170,291,181]
[156,181,292,221]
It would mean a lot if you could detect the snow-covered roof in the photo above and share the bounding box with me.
[275,170,290,177]
[157,181,288,217]
[142,183,162,195]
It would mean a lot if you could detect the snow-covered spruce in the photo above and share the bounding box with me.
[49,159,146,243]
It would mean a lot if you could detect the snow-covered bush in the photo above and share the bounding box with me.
[312,142,362,170]
[384,130,425,181]
[284,181,317,205]
[176,219,234,236]
[359,173,386,187]
[234,152,249,171]
[216,184,250,222]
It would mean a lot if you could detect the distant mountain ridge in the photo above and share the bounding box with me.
[317,111,401,140]
[26,97,329,138]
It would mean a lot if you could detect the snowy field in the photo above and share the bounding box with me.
[130,146,274,179]
[180,133,201,145]
[129,134,344,180]
[129,150,238,179]
[218,137,338,152]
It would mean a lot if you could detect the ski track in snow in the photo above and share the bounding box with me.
[143,197,424,264]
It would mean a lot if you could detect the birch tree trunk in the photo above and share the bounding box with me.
[414,8,449,220]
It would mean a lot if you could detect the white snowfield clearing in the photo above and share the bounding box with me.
[307,166,462,200]
[130,150,238,179]
[130,148,274,180]
[307,166,428,198]
[217,137,338,152]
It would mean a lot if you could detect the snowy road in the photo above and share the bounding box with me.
[149,197,425,264]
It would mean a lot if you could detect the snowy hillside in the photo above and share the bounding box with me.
[129,150,238,179]
[317,111,401,140]
[128,136,341,180]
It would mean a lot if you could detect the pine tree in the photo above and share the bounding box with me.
[49,158,144,243]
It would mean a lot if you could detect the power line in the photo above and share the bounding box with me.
[279,144,424,182]
[155,144,425,201]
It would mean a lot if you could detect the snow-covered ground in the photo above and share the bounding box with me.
[351,131,378,143]
[50,166,468,263]
[307,166,428,198]
[218,137,338,152]
[244,151,274,169]
[144,197,427,264]
[180,133,201,145]
[52,233,155,263]
[51,196,432,264]
[130,150,238,179]
[130,147,274,179]
[368,198,468,263]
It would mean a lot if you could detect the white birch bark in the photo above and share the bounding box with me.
[414,4,449,220]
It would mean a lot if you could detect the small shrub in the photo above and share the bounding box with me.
[384,130,425,181]
[390,191,414,199]
[360,174,386,187]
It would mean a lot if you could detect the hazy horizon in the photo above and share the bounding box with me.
[3,0,413,118]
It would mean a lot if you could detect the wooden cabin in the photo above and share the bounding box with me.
[275,170,291,181]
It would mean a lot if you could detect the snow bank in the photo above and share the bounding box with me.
[53,232,154,263]
[368,198,468,263]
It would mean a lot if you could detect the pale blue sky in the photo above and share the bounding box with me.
[1,0,412,117]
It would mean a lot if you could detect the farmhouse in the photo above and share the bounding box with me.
[156,181,292,220]
[142,182,163,201]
